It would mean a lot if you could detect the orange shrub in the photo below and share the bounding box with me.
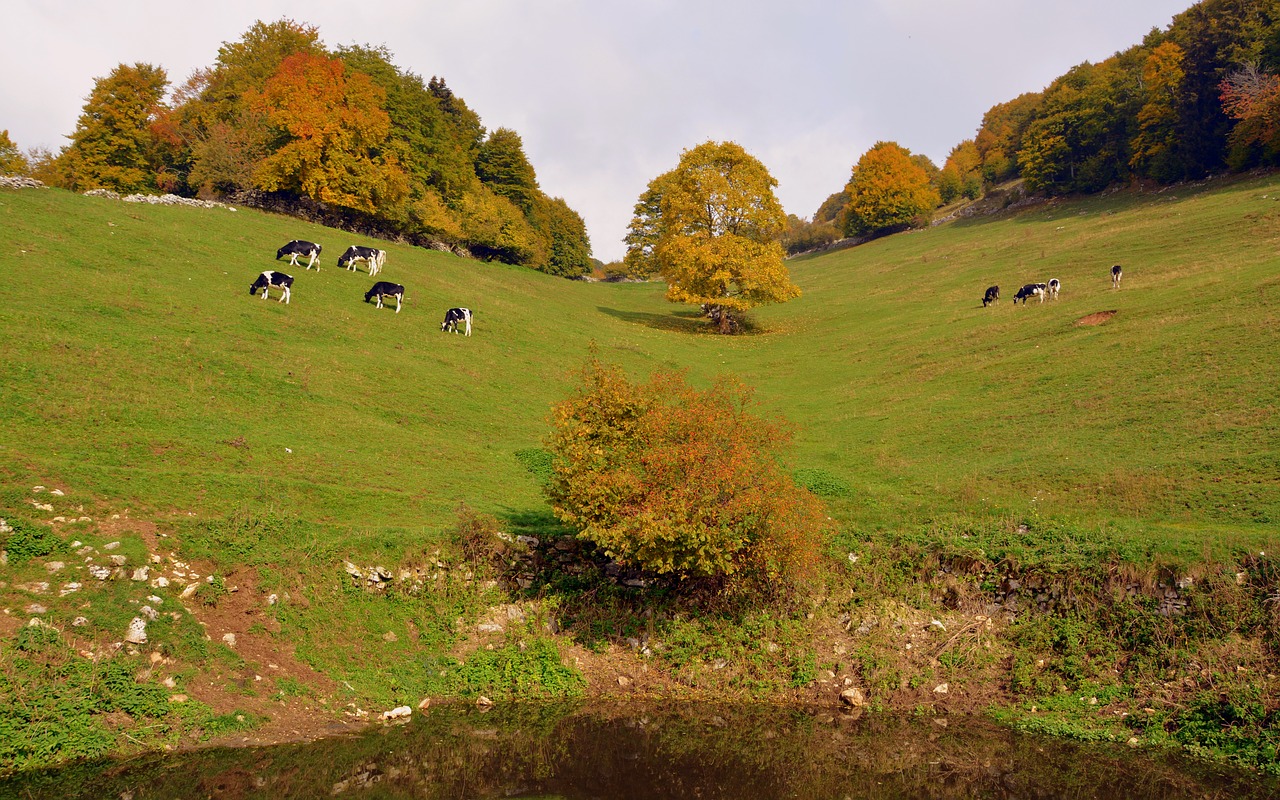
[546,358,831,595]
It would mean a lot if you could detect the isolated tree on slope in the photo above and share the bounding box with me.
[624,140,799,334]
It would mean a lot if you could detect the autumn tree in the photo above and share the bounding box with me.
[546,357,830,597]
[624,141,799,333]
[249,52,407,214]
[0,130,29,175]
[842,141,940,236]
[1131,42,1188,180]
[1219,62,1280,166]
[938,139,982,203]
[56,62,170,192]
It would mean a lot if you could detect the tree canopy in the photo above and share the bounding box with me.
[39,18,591,276]
[842,141,940,236]
[625,141,799,333]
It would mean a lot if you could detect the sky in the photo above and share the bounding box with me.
[4,1,1198,262]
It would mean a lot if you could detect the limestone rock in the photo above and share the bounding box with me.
[125,617,148,644]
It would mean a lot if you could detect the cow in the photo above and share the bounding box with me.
[338,246,386,276]
[1111,264,1123,288]
[364,281,405,313]
[276,240,322,270]
[982,285,1000,307]
[1047,278,1061,300]
[250,270,293,304]
[1013,283,1046,304]
[440,307,472,335]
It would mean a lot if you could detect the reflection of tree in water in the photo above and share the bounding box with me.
[6,703,1274,799]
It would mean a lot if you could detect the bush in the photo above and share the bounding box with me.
[3,518,62,564]
[546,358,832,596]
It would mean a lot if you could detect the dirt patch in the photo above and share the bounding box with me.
[1075,310,1118,326]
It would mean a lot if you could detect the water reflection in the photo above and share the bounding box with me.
[3,703,1275,799]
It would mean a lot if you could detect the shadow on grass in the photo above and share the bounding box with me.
[596,306,768,336]
[498,506,574,541]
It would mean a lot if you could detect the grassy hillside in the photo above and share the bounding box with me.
[2,176,1279,774]
[2,178,1275,546]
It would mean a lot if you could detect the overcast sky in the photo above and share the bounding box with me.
[5,1,1197,261]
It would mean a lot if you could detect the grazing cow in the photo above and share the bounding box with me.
[440,307,472,335]
[338,246,386,276]
[250,270,293,304]
[1047,278,1060,300]
[276,240,322,270]
[364,281,405,313]
[1111,264,1123,288]
[1013,283,1046,304]
[982,285,1000,307]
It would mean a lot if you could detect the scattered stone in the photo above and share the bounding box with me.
[150,554,162,564]
[32,486,46,493]
[152,576,170,588]
[131,567,150,582]
[59,583,82,596]
[617,676,632,688]
[140,606,159,621]
[103,542,121,551]
[417,698,431,710]
[76,517,91,523]
[125,618,148,644]
[109,555,128,566]
[1127,737,1140,747]
[49,489,65,496]
[506,605,526,623]
[169,694,188,703]
[72,616,88,627]
[515,535,540,548]
[89,565,112,581]
[382,706,412,720]
[934,683,950,694]
[180,584,199,599]
[475,696,494,709]
[25,604,47,615]
[477,623,504,634]
[383,631,398,643]
[930,619,946,631]
[32,502,54,512]
[45,561,65,573]
[222,633,236,647]
[268,593,279,606]
[163,677,177,688]
[840,687,867,707]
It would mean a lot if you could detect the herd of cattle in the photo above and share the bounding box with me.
[250,240,472,335]
[981,264,1122,308]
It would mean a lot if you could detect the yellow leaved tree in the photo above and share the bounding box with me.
[624,141,799,333]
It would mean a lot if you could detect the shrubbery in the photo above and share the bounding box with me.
[545,357,832,597]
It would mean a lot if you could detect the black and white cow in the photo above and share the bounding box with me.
[982,285,1000,307]
[338,246,386,276]
[250,270,293,304]
[1111,264,1123,288]
[440,307,472,335]
[1013,283,1046,304]
[276,240,322,270]
[1047,278,1060,300]
[364,281,405,313]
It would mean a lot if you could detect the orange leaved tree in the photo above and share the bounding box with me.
[546,357,831,598]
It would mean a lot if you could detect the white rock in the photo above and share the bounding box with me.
[72,616,89,627]
[934,683,950,694]
[382,706,412,720]
[125,617,148,644]
[131,567,150,582]
[59,583,82,596]
[103,541,121,550]
[25,604,47,615]
[147,595,163,604]
[46,561,66,573]
[140,606,159,621]
[50,489,65,496]
[89,565,111,580]
[152,576,170,588]
[222,633,236,647]
[267,593,278,606]
[109,555,128,566]
[181,584,199,599]
[840,687,867,707]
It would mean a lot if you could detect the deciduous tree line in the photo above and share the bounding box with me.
[788,0,1280,255]
[21,20,592,277]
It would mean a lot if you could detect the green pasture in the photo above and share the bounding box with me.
[2,179,1276,553]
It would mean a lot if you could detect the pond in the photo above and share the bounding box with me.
[2,703,1275,799]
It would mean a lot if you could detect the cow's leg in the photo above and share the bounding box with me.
[394,295,401,313]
